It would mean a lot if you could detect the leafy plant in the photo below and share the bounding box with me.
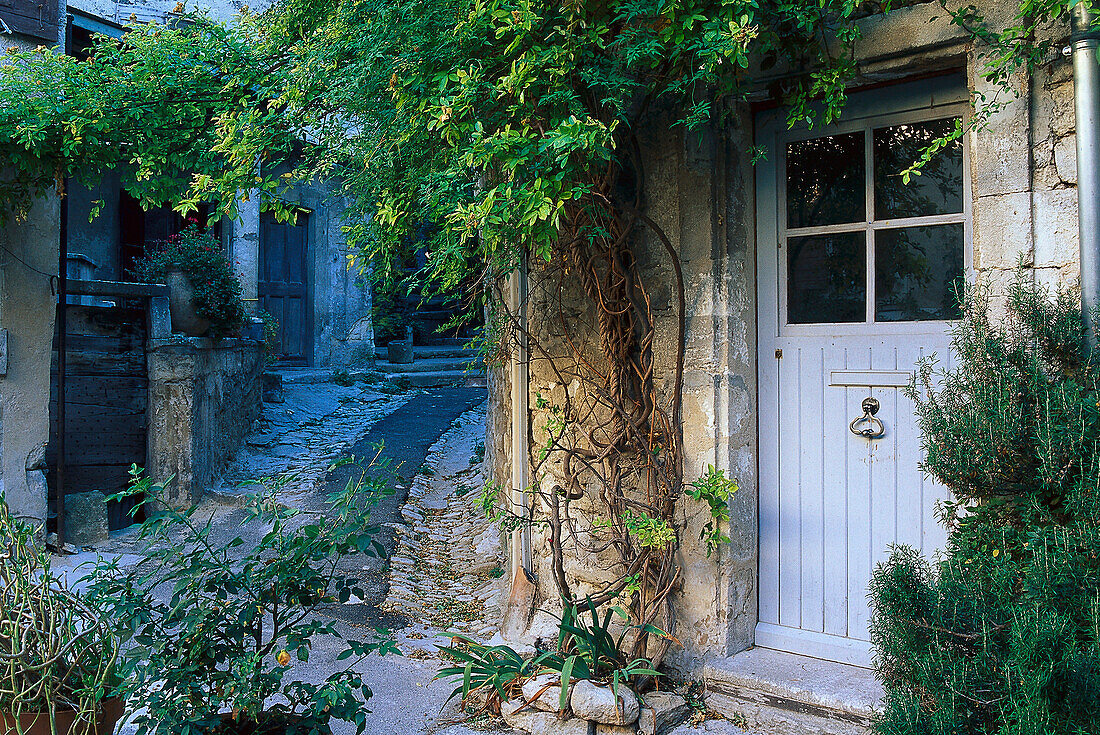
[259,309,281,367]
[597,510,677,551]
[435,636,542,715]
[538,598,667,708]
[869,274,1100,735]
[86,465,399,735]
[686,465,737,555]
[0,497,121,729]
[436,597,668,715]
[133,222,247,338]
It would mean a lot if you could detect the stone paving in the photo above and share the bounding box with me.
[210,379,413,506]
[382,402,506,641]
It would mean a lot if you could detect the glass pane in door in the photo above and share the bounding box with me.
[873,119,963,219]
[875,223,964,321]
[787,132,866,228]
[787,231,866,324]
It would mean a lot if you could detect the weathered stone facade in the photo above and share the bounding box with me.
[0,13,65,527]
[0,194,61,526]
[65,0,373,369]
[147,337,263,507]
[489,0,1088,679]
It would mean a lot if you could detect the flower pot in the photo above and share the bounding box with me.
[211,711,332,734]
[166,269,212,337]
[387,339,414,364]
[0,697,123,735]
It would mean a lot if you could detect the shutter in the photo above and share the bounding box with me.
[0,0,60,43]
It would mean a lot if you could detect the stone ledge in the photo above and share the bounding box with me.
[148,335,261,352]
[703,648,882,735]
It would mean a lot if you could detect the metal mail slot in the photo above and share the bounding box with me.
[829,370,914,388]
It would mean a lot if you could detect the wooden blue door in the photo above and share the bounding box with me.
[259,213,310,365]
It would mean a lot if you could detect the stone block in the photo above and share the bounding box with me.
[63,491,108,547]
[262,372,285,404]
[973,192,1033,270]
[1033,188,1080,268]
[571,679,640,726]
[637,692,690,735]
[968,73,1031,198]
[1054,135,1077,184]
[501,699,590,735]
[522,673,569,713]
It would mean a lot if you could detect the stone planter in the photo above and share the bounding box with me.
[166,269,211,337]
[387,338,414,364]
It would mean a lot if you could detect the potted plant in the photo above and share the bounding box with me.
[86,465,399,735]
[133,222,247,338]
[0,498,122,735]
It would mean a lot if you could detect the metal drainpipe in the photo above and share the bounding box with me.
[54,14,73,548]
[1073,2,1100,348]
[509,256,531,574]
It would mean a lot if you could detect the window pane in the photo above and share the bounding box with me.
[786,132,865,228]
[874,118,963,219]
[875,224,964,322]
[788,232,866,324]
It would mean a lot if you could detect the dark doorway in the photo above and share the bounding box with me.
[47,304,148,532]
[119,193,220,279]
[259,212,311,365]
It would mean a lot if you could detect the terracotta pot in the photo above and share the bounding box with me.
[166,268,212,337]
[212,711,332,735]
[0,698,123,735]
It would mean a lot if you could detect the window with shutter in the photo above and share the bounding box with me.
[0,0,60,43]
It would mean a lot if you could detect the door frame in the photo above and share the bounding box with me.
[753,73,972,665]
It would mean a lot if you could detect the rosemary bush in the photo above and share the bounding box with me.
[869,274,1100,734]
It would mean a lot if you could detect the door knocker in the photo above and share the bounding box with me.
[849,397,885,439]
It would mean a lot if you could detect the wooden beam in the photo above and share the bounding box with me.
[0,0,60,43]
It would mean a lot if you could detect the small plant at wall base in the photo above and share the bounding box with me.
[85,465,399,735]
[868,274,1100,735]
[134,223,247,338]
[437,597,667,716]
[259,309,281,367]
[0,498,123,735]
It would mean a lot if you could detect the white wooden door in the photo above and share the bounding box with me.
[755,77,970,667]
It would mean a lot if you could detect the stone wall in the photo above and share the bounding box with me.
[0,2,64,529]
[490,0,1089,676]
[0,195,60,527]
[147,336,262,507]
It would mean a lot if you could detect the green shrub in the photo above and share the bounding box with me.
[869,274,1100,735]
[86,465,399,735]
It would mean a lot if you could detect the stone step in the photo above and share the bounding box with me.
[704,648,881,735]
[385,370,487,388]
[376,357,483,374]
[375,345,478,360]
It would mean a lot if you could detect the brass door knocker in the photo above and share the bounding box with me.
[849,397,885,439]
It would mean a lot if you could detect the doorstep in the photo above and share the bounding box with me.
[703,648,883,735]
